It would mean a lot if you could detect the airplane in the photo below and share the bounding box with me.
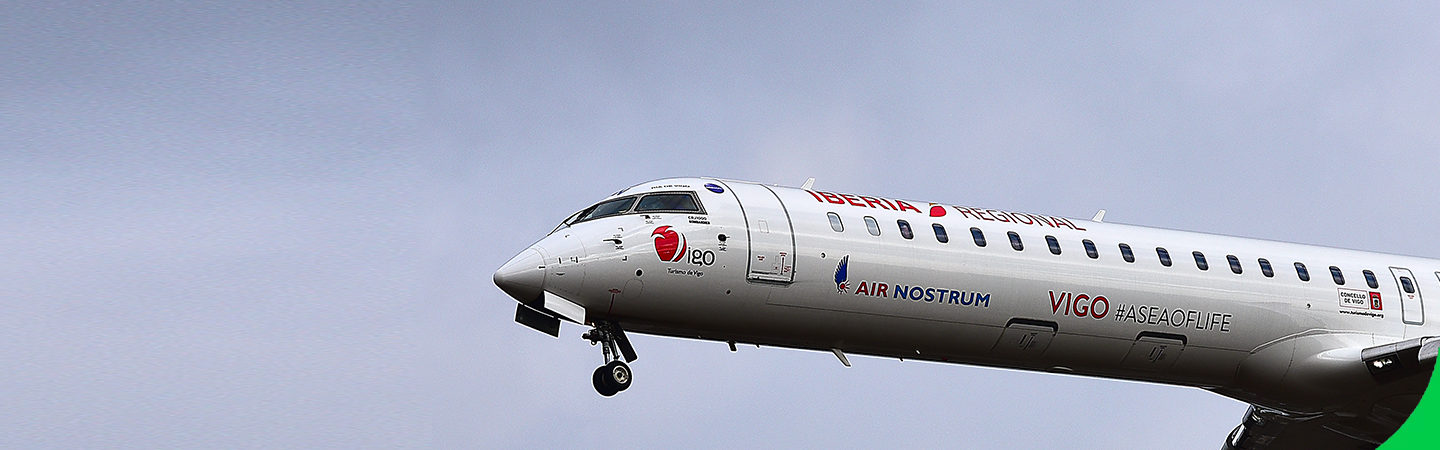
[493,177,1437,450]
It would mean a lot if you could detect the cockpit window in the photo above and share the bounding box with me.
[567,191,704,226]
[574,197,637,223]
[635,193,701,212]
[551,209,585,235]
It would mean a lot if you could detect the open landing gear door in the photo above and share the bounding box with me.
[726,182,796,284]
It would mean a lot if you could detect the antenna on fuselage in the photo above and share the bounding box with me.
[1092,209,1106,223]
[801,177,815,190]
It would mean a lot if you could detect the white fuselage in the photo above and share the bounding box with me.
[497,177,1437,417]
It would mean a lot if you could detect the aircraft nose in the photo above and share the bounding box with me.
[494,248,545,303]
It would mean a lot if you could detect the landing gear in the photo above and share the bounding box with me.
[583,320,637,397]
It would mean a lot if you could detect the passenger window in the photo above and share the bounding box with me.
[1295,262,1310,282]
[864,216,881,236]
[634,193,700,212]
[970,227,986,247]
[1258,258,1274,278]
[1119,243,1135,263]
[1008,232,1024,251]
[932,224,949,243]
[1157,247,1172,267]
[1193,251,1209,271]
[1401,276,1416,294]
[1363,270,1378,289]
[1083,240,1098,259]
[897,220,913,239]
[1045,235,1061,255]
[1330,266,1345,285]
[1227,255,1242,274]
[827,213,844,232]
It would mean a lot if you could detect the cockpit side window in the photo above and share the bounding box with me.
[635,193,701,213]
[551,209,585,235]
[573,197,637,223]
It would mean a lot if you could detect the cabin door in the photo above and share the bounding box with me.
[726,183,796,284]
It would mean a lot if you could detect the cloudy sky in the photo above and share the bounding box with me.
[5,1,1440,449]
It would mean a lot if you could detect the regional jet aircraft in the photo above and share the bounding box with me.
[493,177,1437,449]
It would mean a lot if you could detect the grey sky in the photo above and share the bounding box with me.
[4,1,1439,449]
[3,1,424,448]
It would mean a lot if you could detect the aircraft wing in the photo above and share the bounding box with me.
[1222,338,1437,450]
[1221,403,1415,450]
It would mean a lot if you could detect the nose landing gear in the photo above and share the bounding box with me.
[582,320,637,397]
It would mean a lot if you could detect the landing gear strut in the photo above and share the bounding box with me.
[582,320,637,397]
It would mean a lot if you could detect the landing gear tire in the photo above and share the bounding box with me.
[593,366,619,397]
[603,360,632,392]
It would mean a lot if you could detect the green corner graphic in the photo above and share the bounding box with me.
[1380,364,1440,449]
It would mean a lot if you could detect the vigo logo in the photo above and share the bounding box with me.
[1049,290,1109,319]
[652,226,687,262]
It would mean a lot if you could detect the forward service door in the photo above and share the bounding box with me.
[1390,267,1424,326]
[725,182,796,283]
